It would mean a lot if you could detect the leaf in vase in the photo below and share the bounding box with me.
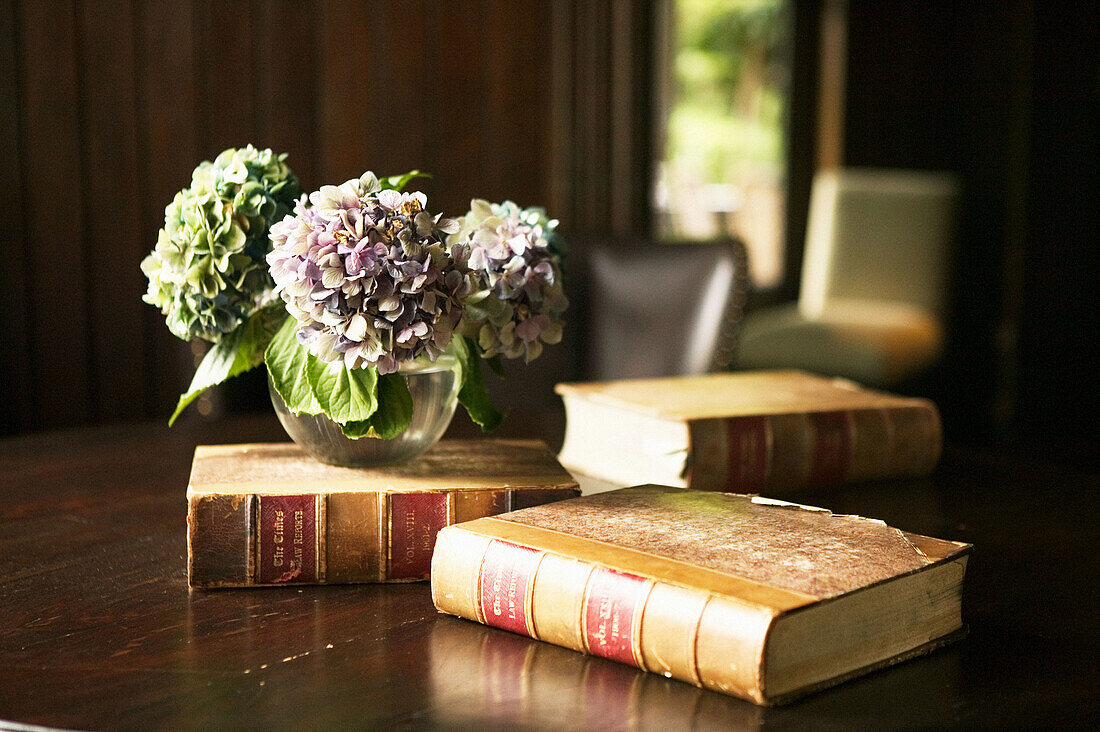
[307,359,379,424]
[367,372,415,439]
[170,304,287,425]
[453,334,504,431]
[264,316,323,416]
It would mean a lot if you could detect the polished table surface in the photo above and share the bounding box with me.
[1,415,1098,730]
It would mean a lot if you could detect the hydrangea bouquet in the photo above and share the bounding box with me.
[142,146,300,423]
[143,149,567,443]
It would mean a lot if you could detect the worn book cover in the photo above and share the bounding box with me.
[556,369,942,492]
[187,440,578,588]
[432,484,970,705]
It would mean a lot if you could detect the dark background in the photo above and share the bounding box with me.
[1,0,1096,458]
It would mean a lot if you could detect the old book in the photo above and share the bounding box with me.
[187,440,578,588]
[556,369,941,492]
[432,484,970,705]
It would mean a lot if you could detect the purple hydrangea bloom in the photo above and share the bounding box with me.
[267,172,470,374]
[447,199,568,362]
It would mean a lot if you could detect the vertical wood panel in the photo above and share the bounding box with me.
[369,0,428,182]
[578,0,613,231]
[485,0,552,207]
[18,0,90,427]
[5,1,646,433]
[137,0,201,416]
[316,0,375,185]
[255,0,317,189]
[0,0,29,434]
[195,1,256,154]
[609,0,634,233]
[77,0,145,423]
[549,0,575,224]
[186,0,261,418]
[425,0,489,216]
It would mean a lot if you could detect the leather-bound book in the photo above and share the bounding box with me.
[431,484,970,706]
[556,370,941,492]
[187,441,578,588]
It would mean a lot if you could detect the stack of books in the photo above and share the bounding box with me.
[187,369,969,705]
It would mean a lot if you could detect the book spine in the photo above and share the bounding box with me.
[430,527,776,704]
[689,402,942,492]
[188,487,579,588]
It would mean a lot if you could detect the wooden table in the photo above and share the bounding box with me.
[1,415,1098,730]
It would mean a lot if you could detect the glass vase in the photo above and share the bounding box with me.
[270,353,459,467]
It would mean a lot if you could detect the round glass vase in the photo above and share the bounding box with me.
[270,353,459,468]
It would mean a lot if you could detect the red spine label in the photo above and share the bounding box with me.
[389,492,449,580]
[809,410,852,486]
[582,568,649,667]
[257,495,318,584]
[479,540,542,636]
[725,415,770,491]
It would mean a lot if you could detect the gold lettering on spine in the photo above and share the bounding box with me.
[404,510,417,562]
[293,509,304,568]
[273,509,285,567]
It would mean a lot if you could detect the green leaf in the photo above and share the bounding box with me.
[379,170,430,192]
[338,420,376,439]
[170,304,286,425]
[338,373,413,440]
[307,359,379,424]
[264,316,323,416]
[453,334,504,431]
[485,354,505,378]
[368,373,415,439]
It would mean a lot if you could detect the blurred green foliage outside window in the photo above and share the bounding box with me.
[656,0,791,287]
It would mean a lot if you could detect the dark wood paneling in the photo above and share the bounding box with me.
[841,1,1097,447]
[136,0,202,417]
[365,0,428,182]
[316,0,374,185]
[195,1,256,153]
[78,0,145,424]
[0,0,29,434]
[1016,1,1099,448]
[18,0,90,428]
[254,0,318,189]
[424,0,490,216]
[3,0,653,435]
[549,0,653,237]
[484,0,552,207]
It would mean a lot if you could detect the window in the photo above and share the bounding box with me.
[655,0,792,288]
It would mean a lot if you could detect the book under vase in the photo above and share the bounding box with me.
[270,353,460,468]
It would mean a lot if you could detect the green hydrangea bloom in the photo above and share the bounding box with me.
[141,146,300,342]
